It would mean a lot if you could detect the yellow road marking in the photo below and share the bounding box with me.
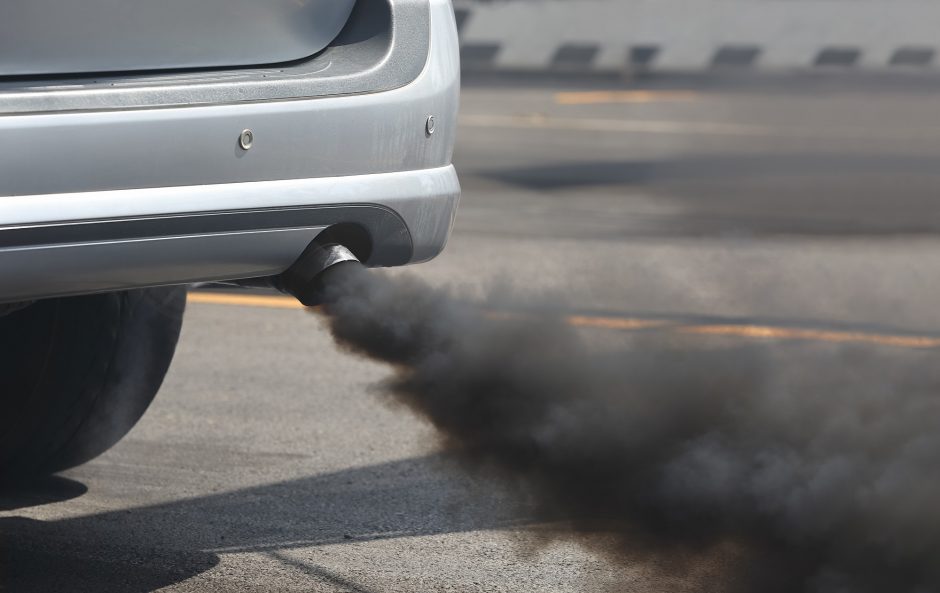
[555,90,699,105]
[563,315,668,331]
[680,324,940,349]
[187,291,940,350]
[458,113,773,137]
[187,291,303,309]
[486,311,667,331]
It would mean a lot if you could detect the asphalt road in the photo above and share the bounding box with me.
[6,76,940,592]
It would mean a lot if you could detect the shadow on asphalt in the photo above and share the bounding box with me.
[470,155,940,237]
[0,454,530,592]
[479,155,940,191]
[0,475,87,512]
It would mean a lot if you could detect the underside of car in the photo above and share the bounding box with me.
[0,0,460,477]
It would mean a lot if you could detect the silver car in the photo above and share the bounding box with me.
[0,0,460,475]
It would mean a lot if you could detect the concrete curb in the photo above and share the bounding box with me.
[453,1,940,73]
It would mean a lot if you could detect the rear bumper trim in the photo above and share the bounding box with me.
[0,165,460,302]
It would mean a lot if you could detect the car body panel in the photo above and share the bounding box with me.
[0,45,457,197]
[0,0,460,303]
[0,0,430,114]
[0,0,357,76]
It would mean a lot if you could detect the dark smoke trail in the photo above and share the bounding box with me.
[315,264,940,593]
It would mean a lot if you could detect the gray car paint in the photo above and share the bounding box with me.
[0,0,357,76]
[0,0,456,197]
[0,0,430,114]
[0,0,460,302]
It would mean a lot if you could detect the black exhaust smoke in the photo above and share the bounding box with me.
[312,264,940,593]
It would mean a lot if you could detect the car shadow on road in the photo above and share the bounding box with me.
[0,454,532,592]
[471,155,940,238]
[0,475,87,511]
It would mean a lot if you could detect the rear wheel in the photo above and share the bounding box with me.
[0,287,185,477]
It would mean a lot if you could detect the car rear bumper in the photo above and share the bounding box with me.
[0,0,460,303]
[0,166,459,302]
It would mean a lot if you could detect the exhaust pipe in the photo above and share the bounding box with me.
[277,242,362,306]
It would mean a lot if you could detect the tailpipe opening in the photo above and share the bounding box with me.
[277,242,362,306]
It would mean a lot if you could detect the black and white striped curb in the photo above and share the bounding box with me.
[453,1,940,73]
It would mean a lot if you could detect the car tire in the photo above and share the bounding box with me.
[0,286,186,477]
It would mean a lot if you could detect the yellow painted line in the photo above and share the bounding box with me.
[555,90,700,105]
[187,292,940,350]
[564,315,668,331]
[459,113,773,137]
[679,324,940,349]
[187,291,303,309]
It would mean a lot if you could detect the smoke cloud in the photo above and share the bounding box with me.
[314,263,940,593]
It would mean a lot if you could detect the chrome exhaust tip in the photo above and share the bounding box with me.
[277,242,362,306]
